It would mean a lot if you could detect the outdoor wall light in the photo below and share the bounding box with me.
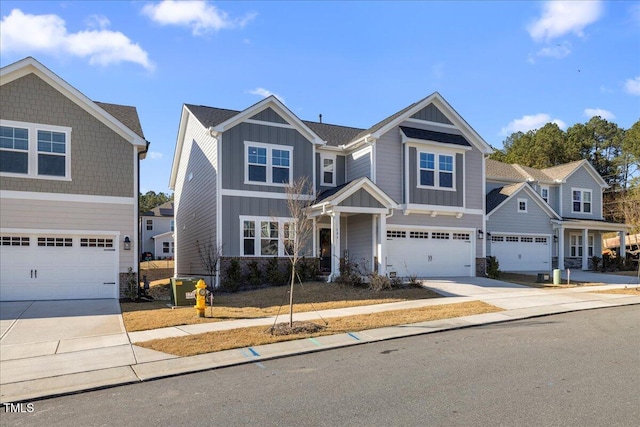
[123,236,131,250]
[477,229,484,240]
[553,234,558,242]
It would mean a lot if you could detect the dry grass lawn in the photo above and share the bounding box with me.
[134,300,502,356]
[498,272,599,288]
[122,282,442,332]
[591,287,640,296]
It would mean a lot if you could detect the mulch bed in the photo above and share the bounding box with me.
[267,321,326,336]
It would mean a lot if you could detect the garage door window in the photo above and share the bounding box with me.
[387,230,406,238]
[38,237,72,247]
[1,236,30,246]
[409,231,428,239]
[491,235,504,242]
[432,232,450,239]
[80,238,114,248]
[521,237,533,243]
[535,237,547,243]
[506,236,518,242]
[453,233,470,240]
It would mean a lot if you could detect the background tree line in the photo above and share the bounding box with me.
[139,190,173,214]
[490,116,639,231]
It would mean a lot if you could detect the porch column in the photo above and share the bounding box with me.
[582,228,589,270]
[377,214,387,275]
[330,212,341,280]
[619,231,626,258]
[558,228,565,270]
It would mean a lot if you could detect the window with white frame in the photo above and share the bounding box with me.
[170,220,175,232]
[517,198,528,213]
[572,189,592,213]
[0,120,71,179]
[245,142,292,185]
[570,234,594,257]
[418,152,454,189]
[241,217,295,256]
[162,241,174,254]
[540,186,549,203]
[320,153,335,186]
[146,219,153,231]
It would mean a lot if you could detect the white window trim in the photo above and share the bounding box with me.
[569,233,594,257]
[540,185,549,204]
[320,153,336,187]
[571,188,592,214]
[0,119,71,181]
[244,141,293,187]
[417,150,456,191]
[517,198,528,213]
[239,215,295,257]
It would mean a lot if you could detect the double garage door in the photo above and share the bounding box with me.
[490,235,550,271]
[386,229,473,277]
[0,234,118,301]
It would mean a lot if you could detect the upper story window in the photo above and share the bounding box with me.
[245,142,292,185]
[0,120,71,180]
[540,186,549,203]
[146,219,153,231]
[170,220,175,232]
[418,152,454,189]
[572,189,592,213]
[321,153,336,186]
[517,198,528,213]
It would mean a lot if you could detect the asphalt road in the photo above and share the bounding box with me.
[2,306,639,427]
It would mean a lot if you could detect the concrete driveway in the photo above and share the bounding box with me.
[0,299,135,385]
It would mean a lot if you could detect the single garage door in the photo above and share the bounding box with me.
[0,234,117,301]
[490,235,550,271]
[386,229,473,277]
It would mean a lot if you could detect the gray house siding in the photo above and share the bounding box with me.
[549,185,560,213]
[174,113,218,276]
[346,146,371,182]
[140,217,173,256]
[408,148,463,207]
[0,73,134,197]
[315,152,345,192]
[486,196,554,235]
[560,167,603,219]
[410,104,453,125]
[249,107,288,124]
[346,215,373,271]
[341,189,385,208]
[221,122,314,192]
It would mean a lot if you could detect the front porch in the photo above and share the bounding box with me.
[553,219,630,271]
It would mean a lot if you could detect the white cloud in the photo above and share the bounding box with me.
[500,113,566,136]
[0,9,153,70]
[248,87,285,104]
[536,42,572,59]
[584,108,615,120]
[142,0,256,36]
[527,1,603,42]
[624,76,640,96]
[147,151,163,160]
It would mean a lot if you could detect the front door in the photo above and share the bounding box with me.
[319,228,331,272]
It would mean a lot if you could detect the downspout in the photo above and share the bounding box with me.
[137,141,150,289]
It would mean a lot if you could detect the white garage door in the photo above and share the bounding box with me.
[490,235,550,271]
[0,234,118,301]
[386,230,473,277]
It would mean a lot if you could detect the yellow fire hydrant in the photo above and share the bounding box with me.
[195,279,207,318]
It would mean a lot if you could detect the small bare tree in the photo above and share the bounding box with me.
[283,176,315,327]
[195,238,223,310]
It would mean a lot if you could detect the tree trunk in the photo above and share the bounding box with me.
[289,262,295,327]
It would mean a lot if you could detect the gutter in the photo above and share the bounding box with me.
[137,140,150,286]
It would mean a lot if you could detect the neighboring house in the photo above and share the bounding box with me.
[170,93,492,283]
[0,57,148,301]
[140,201,175,259]
[485,159,629,271]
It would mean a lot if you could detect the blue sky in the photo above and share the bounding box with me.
[1,1,639,194]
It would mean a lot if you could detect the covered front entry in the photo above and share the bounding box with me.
[489,234,550,271]
[386,229,473,277]
[0,233,118,301]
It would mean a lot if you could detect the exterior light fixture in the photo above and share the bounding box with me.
[123,236,131,250]
[478,229,484,240]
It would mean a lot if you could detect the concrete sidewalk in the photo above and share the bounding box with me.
[1,278,639,403]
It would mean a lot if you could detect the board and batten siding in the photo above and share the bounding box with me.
[345,215,373,270]
[173,112,218,276]
[221,122,314,192]
[0,73,135,198]
[315,152,346,192]
[0,197,134,271]
[560,167,603,219]
[487,196,554,235]
[346,146,372,182]
[408,148,463,207]
[374,132,402,202]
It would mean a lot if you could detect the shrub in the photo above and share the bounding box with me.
[296,257,320,282]
[486,256,500,279]
[368,271,392,291]
[246,260,263,288]
[590,256,601,271]
[266,257,287,286]
[335,258,365,287]
[222,259,242,292]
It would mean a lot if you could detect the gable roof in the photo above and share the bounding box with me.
[142,201,174,217]
[486,182,560,219]
[313,177,398,209]
[487,158,608,188]
[1,57,147,148]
